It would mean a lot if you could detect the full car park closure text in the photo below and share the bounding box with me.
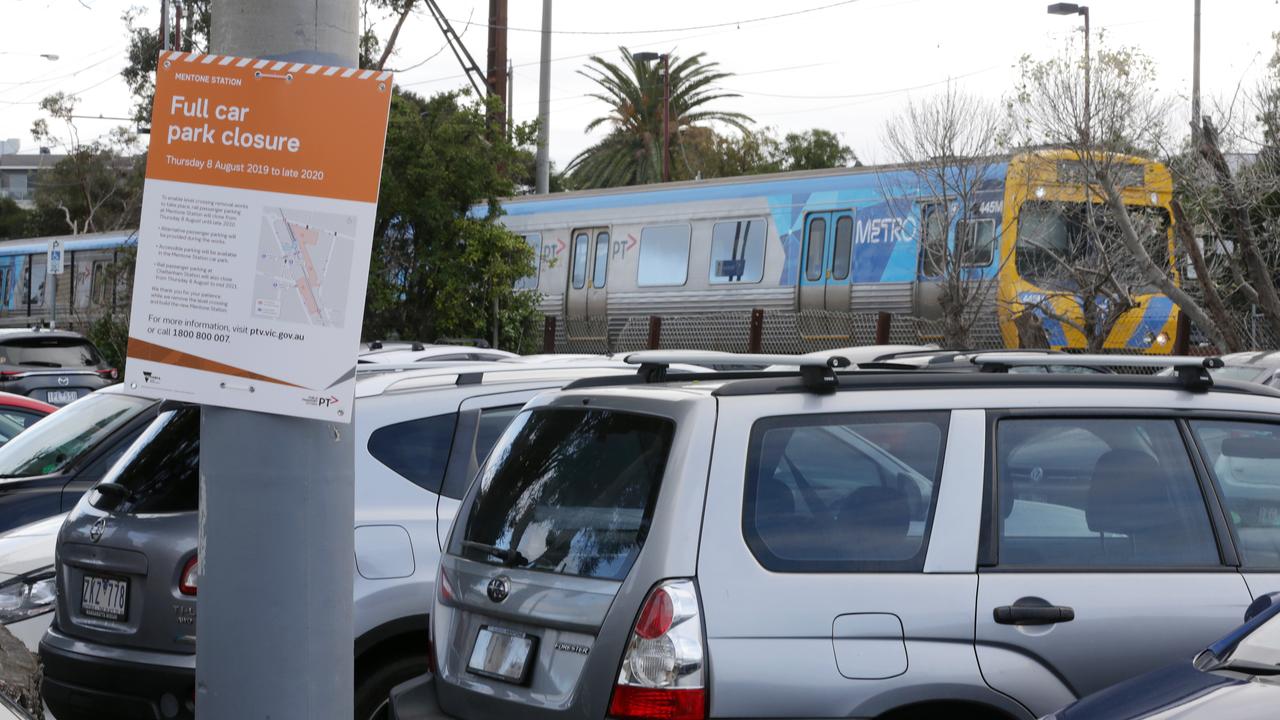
[168,96,301,153]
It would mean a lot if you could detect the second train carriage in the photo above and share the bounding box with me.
[0,232,135,331]
[495,149,1181,353]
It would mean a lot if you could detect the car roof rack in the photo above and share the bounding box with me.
[623,350,852,393]
[969,353,1225,390]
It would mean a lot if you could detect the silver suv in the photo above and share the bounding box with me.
[39,360,641,720]
[399,352,1280,720]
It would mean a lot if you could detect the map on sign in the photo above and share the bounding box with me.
[253,207,355,328]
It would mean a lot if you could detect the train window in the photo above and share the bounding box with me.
[709,218,766,284]
[593,232,609,288]
[637,224,691,287]
[832,216,853,281]
[26,256,46,308]
[805,217,826,282]
[919,204,947,278]
[959,219,996,267]
[571,232,589,289]
[515,234,542,290]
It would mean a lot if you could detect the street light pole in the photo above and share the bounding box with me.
[661,53,670,183]
[1192,0,1201,143]
[1048,3,1091,143]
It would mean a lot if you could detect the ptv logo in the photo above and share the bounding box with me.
[302,395,340,407]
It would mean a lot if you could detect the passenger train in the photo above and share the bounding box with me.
[0,231,134,332]
[0,150,1179,355]
[495,148,1180,353]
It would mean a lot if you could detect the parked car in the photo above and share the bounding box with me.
[1042,593,1280,719]
[0,386,159,535]
[0,330,117,407]
[393,352,1280,720]
[39,359,651,720]
[1157,350,1280,388]
[0,512,64,652]
[0,393,54,448]
[359,341,517,365]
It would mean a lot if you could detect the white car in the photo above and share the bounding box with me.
[0,513,64,652]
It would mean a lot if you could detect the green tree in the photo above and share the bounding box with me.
[31,93,145,235]
[566,48,752,188]
[779,128,856,170]
[367,90,541,351]
[684,126,856,179]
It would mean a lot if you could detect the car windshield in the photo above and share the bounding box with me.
[0,393,153,477]
[1220,612,1280,670]
[1210,365,1272,383]
[0,337,102,368]
[0,414,30,446]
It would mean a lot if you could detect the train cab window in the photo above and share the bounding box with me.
[515,234,542,290]
[571,232,589,289]
[593,232,609,288]
[832,216,853,281]
[959,218,996,267]
[805,217,826,282]
[919,204,948,278]
[637,224,691,287]
[710,218,766,284]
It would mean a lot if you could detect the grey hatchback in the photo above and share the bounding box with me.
[399,352,1280,720]
[0,330,117,407]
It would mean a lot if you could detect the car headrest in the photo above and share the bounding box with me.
[1086,449,1173,535]
[755,476,795,519]
[839,485,910,538]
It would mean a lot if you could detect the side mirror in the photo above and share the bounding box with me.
[1244,591,1280,623]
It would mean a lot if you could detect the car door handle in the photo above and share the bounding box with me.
[993,597,1075,626]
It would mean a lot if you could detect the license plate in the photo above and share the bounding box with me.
[47,390,79,405]
[467,626,537,684]
[80,574,129,621]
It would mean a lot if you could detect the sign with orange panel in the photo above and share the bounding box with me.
[125,51,392,422]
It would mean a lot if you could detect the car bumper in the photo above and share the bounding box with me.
[40,627,195,720]
[390,673,456,720]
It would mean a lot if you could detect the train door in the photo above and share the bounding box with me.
[565,227,610,320]
[912,202,949,321]
[798,211,855,311]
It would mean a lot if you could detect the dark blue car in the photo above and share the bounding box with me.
[1044,593,1280,719]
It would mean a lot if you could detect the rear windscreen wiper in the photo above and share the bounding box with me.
[461,540,529,568]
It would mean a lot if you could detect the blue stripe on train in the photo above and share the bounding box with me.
[1125,295,1174,348]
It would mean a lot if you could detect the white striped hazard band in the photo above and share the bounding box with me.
[161,51,391,84]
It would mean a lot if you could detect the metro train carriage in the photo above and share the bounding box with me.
[0,232,135,332]
[494,149,1181,354]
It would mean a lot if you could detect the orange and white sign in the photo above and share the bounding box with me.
[125,51,392,422]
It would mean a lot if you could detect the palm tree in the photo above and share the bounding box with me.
[566,48,752,188]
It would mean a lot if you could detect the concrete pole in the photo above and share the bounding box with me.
[201,2,357,718]
[1191,0,1201,142]
[534,0,552,194]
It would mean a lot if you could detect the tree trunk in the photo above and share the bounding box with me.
[1199,120,1280,340]
[1170,199,1244,352]
[1096,174,1237,353]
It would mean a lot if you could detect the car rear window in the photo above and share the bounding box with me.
[460,408,675,581]
[0,337,102,368]
[91,407,199,514]
[0,393,153,477]
[367,413,458,493]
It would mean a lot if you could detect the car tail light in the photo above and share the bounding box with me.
[436,565,455,606]
[179,555,198,596]
[607,579,706,720]
[97,368,119,380]
[0,371,25,382]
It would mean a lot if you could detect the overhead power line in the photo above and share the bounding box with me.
[447,0,863,35]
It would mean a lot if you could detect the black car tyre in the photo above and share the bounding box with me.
[355,653,429,720]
